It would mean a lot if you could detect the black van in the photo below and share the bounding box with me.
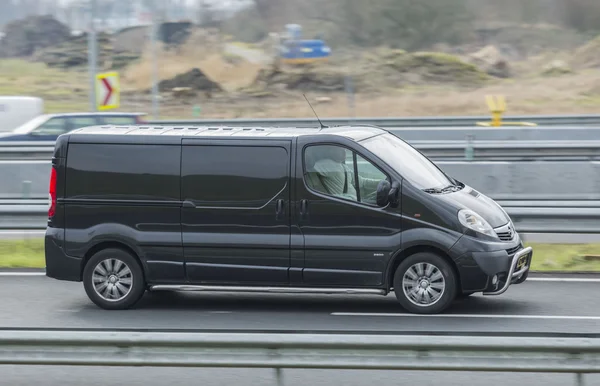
[44,124,533,314]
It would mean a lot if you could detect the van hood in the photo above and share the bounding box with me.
[436,185,510,228]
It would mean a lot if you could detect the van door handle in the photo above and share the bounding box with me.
[275,199,284,220]
[300,199,308,219]
[182,200,196,208]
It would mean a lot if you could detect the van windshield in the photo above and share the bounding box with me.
[360,133,455,190]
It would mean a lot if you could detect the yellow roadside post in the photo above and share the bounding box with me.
[486,95,505,127]
[476,95,538,127]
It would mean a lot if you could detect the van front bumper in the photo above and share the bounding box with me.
[481,246,532,295]
[450,234,533,294]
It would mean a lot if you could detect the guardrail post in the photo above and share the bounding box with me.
[576,373,585,386]
[275,368,284,386]
[465,135,474,161]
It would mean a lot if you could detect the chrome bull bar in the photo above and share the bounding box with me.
[483,246,533,296]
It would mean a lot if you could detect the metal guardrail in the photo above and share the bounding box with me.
[2,199,599,233]
[8,125,600,144]
[4,140,600,161]
[0,331,596,385]
[147,114,600,127]
[4,160,600,202]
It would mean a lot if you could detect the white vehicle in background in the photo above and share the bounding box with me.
[0,96,44,132]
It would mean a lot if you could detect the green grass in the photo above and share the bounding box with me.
[527,242,600,272]
[0,238,45,268]
[1,238,600,272]
[0,59,90,113]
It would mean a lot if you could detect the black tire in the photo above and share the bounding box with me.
[393,252,457,314]
[83,248,146,310]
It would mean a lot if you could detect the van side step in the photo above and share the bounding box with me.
[148,285,387,295]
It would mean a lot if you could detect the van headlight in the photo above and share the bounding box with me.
[458,209,497,239]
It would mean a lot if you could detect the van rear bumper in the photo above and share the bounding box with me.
[45,228,82,282]
[451,235,533,294]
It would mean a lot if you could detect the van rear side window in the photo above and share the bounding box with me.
[181,144,288,207]
[65,143,180,201]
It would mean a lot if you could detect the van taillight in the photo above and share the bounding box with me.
[48,166,57,218]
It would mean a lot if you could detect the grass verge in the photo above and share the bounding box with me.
[1,238,600,272]
[0,238,45,268]
[0,59,88,113]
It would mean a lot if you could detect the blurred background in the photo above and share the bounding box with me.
[0,0,599,119]
[2,2,600,385]
[1,0,600,270]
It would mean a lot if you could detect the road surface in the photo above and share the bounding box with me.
[1,274,599,385]
[2,274,600,333]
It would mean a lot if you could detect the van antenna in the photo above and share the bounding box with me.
[303,94,326,129]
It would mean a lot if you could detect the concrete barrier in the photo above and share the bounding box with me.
[2,160,598,201]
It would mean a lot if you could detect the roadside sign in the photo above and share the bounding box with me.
[95,72,120,111]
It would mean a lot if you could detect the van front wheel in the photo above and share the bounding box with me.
[83,248,146,310]
[393,252,457,314]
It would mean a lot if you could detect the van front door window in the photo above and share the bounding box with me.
[305,144,387,205]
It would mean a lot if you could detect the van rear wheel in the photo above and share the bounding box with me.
[393,252,457,314]
[83,248,146,310]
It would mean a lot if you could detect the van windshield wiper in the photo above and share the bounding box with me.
[422,187,443,193]
[423,184,463,194]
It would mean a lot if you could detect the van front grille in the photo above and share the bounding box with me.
[496,231,514,241]
[506,245,522,256]
[494,223,516,242]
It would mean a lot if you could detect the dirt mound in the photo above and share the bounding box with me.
[158,68,222,93]
[573,35,600,69]
[468,45,511,78]
[385,51,490,85]
[32,33,140,70]
[541,60,572,76]
[0,15,70,58]
[249,67,346,93]
[239,49,489,96]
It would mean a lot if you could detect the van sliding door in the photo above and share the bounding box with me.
[180,138,292,285]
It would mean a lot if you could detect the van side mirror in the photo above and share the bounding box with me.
[376,180,392,207]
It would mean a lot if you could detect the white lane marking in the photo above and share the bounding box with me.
[0,272,46,276]
[0,230,45,234]
[0,160,49,164]
[528,277,600,283]
[331,313,600,320]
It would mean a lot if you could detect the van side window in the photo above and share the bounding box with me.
[182,144,288,207]
[304,144,389,206]
[65,143,181,200]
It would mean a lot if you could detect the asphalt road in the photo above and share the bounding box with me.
[2,274,600,333]
[2,274,600,386]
